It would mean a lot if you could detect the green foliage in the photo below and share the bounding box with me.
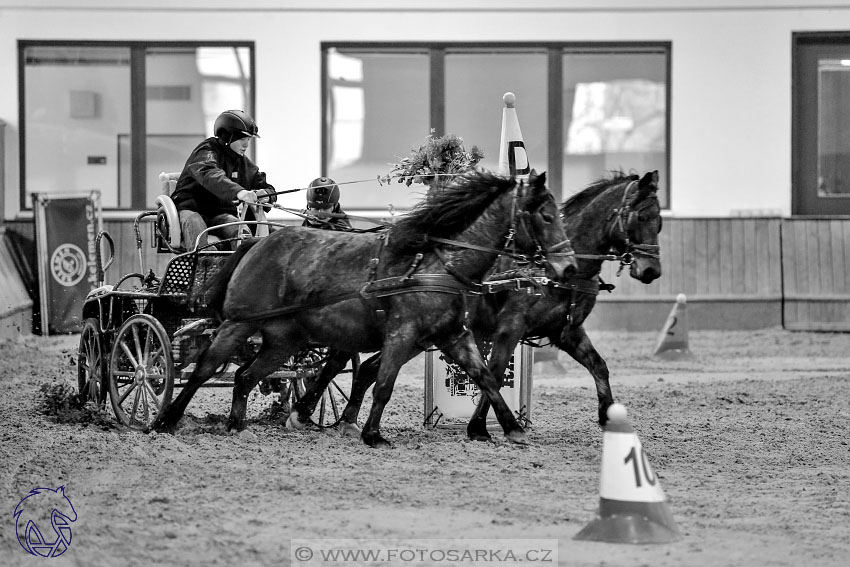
[382,131,484,188]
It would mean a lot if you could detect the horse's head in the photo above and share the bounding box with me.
[610,170,662,283]
[515,171,578,281]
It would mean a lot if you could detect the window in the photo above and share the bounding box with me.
[793,32,850,215]
[20,41,254,211]
[445,49,549,176]
[325,48,430,210]
[562,49,668,207]
[323,43,670,210]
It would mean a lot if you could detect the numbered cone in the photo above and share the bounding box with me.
[574,404,680,544]
[498,92,531,182]
[653,293,692,359]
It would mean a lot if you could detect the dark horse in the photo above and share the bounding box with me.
[324,170,661,441]
[464,170,663,439]
[150,170,577,447]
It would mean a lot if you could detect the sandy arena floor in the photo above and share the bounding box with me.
[1,327,849,567]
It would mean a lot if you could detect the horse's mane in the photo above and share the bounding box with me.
[387,169,516,254]
[560,171,639,216]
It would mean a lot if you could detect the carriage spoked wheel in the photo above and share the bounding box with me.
[287,348,358,429]
[77,318,108,408]
[107,314,174,430]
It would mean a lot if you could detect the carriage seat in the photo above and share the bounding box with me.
[154,172,186,252]
[154,171,268,253]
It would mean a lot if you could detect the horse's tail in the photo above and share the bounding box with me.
[192,237,263,316]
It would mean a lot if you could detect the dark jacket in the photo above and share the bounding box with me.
[172,137,274,219]
[301,203,352,231]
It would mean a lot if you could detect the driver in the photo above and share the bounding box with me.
[171,109,277,250]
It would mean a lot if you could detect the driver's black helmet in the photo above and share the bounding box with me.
[214,110,259,144]
[306,177,340,209]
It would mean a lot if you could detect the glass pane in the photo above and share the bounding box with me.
[24,46,131,208]
[562,51,668,207]
[817,59,850,196]
[143,46,252,208]
[445,51,548,177]
[325,48,429,211]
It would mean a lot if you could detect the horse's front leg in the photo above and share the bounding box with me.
[467,323,526,442]
[442,330,526,445]
[152,321,255,433]
[557,324,613,426]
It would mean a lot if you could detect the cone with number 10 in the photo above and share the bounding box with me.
[574,403,680,544]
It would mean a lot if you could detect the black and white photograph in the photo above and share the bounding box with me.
[1,2,849,566]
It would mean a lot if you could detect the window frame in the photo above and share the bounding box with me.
[792,31,850,216]
[18,39,256,212]
[321,41,671,207]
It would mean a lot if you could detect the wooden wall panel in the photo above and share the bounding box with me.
[782,218,850,331]
[4,215,847,331]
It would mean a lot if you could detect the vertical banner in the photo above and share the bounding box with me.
[424,343,533,428]
[33,191,101,335]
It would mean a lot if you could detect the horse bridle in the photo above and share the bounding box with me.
[606,179,661,272]
[430,179,573,278]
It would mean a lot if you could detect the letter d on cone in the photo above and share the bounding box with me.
[498,92,530,181]
[574,403,680,544]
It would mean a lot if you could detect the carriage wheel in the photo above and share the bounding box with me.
[77,318,107,408]
[290,351,358,429]
[108,314,174,430]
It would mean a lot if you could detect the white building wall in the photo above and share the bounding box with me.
[2,1,850,217]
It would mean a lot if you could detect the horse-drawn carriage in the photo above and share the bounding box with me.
[75,165,662,447]
[75,173,355,431]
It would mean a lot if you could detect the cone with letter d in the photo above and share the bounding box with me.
[574,403,681,544]
[498,92,531,181]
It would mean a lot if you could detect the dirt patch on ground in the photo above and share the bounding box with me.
[1,327,849,567]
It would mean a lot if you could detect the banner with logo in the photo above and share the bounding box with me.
[33,192,101,335]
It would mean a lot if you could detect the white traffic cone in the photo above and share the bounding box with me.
[653,293,692,359]
[574,403,681,544]
[498,92,531,181]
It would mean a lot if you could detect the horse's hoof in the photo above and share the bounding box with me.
[339,422,361,437]
[505,430,529,445]
[151,418,175,435]
[467,430,492,442]
[362,432,392,449]
[226,418,246,432]
[285,409,306,430]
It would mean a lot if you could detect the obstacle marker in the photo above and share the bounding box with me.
[498,92,531,181]
[574,403,681,544]
[653,293,692,359]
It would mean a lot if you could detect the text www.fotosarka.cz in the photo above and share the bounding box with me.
[290,539,558,566]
